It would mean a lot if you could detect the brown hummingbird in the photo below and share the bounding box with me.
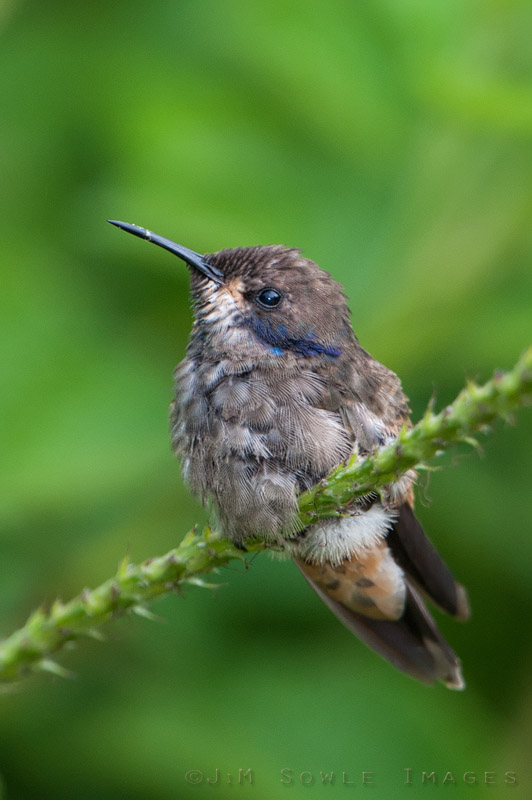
[109,220,470,689]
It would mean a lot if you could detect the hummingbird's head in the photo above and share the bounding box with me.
[108,221,356,361]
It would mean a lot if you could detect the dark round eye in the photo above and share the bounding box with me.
[256,288,282,309]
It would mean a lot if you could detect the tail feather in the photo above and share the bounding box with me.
[296,560,465,689]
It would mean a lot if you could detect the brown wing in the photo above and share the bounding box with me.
[387,504,470,620]
[325,350,412,465]
[297,347,469,686]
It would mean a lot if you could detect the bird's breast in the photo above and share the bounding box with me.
[170,356,355,542]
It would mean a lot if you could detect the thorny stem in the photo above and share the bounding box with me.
[299,346,532,524]
[0,347,531,684]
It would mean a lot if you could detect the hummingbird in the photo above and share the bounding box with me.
[109,220,470,689]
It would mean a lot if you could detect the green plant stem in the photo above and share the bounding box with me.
[299,346,532,524]
[1,347,531,684]
[0,529,258,683]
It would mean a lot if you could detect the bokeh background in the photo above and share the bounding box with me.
[1,1,532,798]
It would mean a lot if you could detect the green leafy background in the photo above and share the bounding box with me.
[1,1,531,798]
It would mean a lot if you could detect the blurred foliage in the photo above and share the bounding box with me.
[0,0,531,798]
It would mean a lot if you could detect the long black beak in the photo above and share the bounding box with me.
[107,220,225,285]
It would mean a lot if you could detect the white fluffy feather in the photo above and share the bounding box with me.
[294,505,396,566]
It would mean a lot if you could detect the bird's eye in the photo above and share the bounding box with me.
[256,288,282,309]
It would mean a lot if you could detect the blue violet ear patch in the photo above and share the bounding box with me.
[244,316,342,358]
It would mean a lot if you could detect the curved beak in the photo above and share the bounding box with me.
[107,220,225,285]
